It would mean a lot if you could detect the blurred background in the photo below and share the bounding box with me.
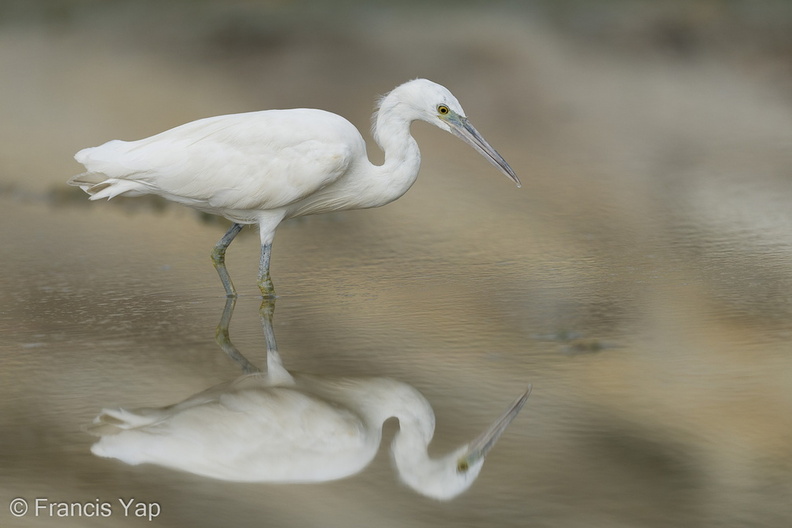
[2,0,792,526]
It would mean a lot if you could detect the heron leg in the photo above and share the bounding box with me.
[211,223,244,297]
[257,242,276,299]
[215,296,261,374]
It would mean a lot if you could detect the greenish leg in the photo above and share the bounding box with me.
[211,223,244,297]
[258,242,276,299]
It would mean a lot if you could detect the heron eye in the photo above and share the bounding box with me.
[456,460,469,473]
[437,105,450,115]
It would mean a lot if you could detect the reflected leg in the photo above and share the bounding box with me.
[259,298,292,383]
[259,298,278,356]
[211,223,244,297]
[215,296,261,374]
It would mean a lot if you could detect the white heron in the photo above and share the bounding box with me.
[69,79,520,298]
[89,335,530,499]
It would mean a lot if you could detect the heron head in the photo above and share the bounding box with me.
[390,79,521,188]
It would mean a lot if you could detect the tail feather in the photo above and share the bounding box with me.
[67,172,148,200]
[88,407,173,465]
[68,171,107,187]
[72,140,152,200]
[87,407,166,436]
[67,171,107,195]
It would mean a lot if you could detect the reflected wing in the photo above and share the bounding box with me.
[73,109,363,212]
[90,387,369,481]
[215,388,367,454]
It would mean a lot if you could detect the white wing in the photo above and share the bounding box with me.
[72,109,364,212]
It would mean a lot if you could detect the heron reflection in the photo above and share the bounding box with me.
[89,298,530,500]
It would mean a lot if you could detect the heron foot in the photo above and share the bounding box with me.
[257,276,276,300]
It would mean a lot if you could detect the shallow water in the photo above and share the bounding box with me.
[2,3,792,527]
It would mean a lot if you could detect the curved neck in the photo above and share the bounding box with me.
[366,95,422,206]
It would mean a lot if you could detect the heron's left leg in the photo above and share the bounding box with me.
[258,242,276,299]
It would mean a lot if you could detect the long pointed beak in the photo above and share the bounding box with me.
[458,385,532,471]
[448,116,522,188]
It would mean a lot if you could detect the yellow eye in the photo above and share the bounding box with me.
[437,105,450,115]
[456,460,469,473]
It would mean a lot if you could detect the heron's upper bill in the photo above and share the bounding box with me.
[443,113,521,188]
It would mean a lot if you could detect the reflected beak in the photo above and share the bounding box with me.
[447,114,522,188]
[458,385,531,471]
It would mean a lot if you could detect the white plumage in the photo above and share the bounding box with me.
[74,110,359,216]
[69,79,520,297]
[89,365,530,500]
